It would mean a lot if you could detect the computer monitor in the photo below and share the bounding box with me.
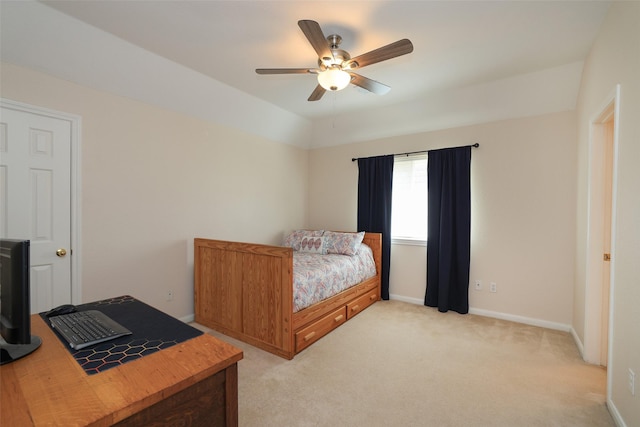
[0,239,41,365]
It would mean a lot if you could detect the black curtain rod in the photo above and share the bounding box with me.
[351,143,479,162]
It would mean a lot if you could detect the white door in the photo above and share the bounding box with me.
[0,105,72,313]
[584,85,619,367]
[600,117,614,367]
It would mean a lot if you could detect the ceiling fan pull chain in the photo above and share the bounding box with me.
[332,91,338,129]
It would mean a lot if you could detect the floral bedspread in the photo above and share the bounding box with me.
[293,243,377,312]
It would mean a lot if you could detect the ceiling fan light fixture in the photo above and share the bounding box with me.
[317,67,351,91]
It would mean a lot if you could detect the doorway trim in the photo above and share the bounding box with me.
[583,85,619,376]
[1,98,82,305]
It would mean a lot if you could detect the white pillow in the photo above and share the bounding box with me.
[323,231,365,256]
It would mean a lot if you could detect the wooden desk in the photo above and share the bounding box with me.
[1,315,243,426]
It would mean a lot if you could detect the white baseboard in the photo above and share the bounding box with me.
[389,294,571,332]
[468,307,571,332]
[570,326,585,358]
[607,398,628,427]
[389,294,424,305]
[180,314,195,323]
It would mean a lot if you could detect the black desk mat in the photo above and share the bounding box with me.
[40,295,203,375]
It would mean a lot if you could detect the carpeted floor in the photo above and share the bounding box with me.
[194,300,614,427]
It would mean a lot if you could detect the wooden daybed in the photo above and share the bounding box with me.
[194,232,382,359]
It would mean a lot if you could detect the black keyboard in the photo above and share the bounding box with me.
[50,310,132,350]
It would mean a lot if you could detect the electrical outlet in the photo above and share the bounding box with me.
[490,282,497,293]
[166,290,174,301]
[629,369,636,396]
[475,280,482,291]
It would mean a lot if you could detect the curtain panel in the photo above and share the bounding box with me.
[424,146,472,314]
[357,155,394,300]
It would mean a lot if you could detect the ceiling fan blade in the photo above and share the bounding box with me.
[298,20,332,61]
[256,68,315,75]
[349,73,391,95]
[346,39,414,69]
[308,84,326,101]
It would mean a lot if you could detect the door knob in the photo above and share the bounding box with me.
[56,248,67,257]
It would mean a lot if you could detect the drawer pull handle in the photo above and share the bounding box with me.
[369,294,376,300]
[334,315,344,322]
[304,332,316,342]
[352,305,360,312]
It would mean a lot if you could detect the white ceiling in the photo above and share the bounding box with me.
[1,1,611,147]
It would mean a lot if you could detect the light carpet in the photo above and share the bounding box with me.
[195,300,614,427]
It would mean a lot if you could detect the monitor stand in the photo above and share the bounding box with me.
[0,335,42,365]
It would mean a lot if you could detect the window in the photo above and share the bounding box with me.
[391,154,428,244]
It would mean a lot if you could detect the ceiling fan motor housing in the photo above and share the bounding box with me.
[318,34,353,70]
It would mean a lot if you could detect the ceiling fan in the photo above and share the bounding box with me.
[256,20,414,101]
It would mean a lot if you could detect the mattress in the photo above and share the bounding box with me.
[293,243,377,312]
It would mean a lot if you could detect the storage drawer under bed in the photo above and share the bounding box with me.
[295,306,347,353]
[347,288,379,320]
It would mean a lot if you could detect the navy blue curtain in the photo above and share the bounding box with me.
[357,155,394,300]
[424,146,471,314]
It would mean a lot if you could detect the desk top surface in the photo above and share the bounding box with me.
[1,314,243,426]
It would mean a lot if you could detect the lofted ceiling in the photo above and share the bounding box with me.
[1,1,611,147]
[41,0,610,117]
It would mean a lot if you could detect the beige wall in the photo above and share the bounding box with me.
[1,62,309,320]
[574,2,640,425]
[4,3,638,420]
[309,111,577,326]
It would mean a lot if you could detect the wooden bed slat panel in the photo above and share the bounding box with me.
[241,253,284,348]
[202,247,242,331]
